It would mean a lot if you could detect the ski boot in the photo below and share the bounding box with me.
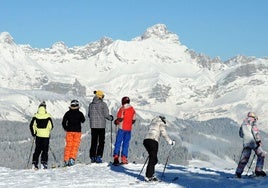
[255,170,267,177]
[96,156,102,163]
[68,158,75,166]
[113,155,120,165]
[90,157,96,163]
[121,156,128,164]
[63,160,69,167]
[235,172,241,178]
[41,161,48,169]
[32,162,38,170]
[145,176,159,182]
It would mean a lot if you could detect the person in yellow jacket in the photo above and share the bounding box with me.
[29,101,53,169]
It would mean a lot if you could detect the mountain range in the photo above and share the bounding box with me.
[0,23,267,128]
[0,24,268,169]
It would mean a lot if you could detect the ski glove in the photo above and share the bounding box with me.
[109,115,114,121]
[169,140,175,146]
[114,118,123,125]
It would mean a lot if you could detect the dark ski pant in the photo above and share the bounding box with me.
[90,128,105,158]
[32,137,49,165]
[143,138,158,178]
[236,146,266,174]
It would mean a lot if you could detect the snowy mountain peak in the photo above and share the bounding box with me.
[99,37,113,45]
[0,25,268,131]
[0,32,15,45]
[224,55,256,66]
[139,24,180,42]
[51,41,68,49]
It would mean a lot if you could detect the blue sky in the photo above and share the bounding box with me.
[1,0,267,61]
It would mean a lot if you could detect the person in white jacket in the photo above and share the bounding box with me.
[143,116,175,182]
[235,112,266,178]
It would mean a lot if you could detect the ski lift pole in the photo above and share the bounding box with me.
[26,137,35,169]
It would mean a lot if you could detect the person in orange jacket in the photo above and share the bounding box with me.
[62,100,85,166]
[113,96,136,165]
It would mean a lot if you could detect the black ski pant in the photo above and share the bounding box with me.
[143,138,158,178]
[32,137,49,165]
[90,128,105,158]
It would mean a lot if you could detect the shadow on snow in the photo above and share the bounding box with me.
[109,163,266,188]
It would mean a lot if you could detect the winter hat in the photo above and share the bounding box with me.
[70,99,79,109]
[39,101,46,108]
[159,115,166,124]
[247,112,258,120]
[94,90,104,99]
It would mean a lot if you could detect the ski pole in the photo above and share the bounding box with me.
[49,146,58,167]
[237,148,245,164]
[246,153,256,176]
[161,145,173,179]
[138,156,149,179]
[110,120,113,158]
[26,137,35,169]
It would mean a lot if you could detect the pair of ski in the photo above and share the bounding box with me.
[227,173,267,179]
[111,162,127,166]
[129,176,179,185]
[107,160,128,166]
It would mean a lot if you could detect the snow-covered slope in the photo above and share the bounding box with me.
[0,24,267,129]
[0,162,267,188]
[0,32,48,89]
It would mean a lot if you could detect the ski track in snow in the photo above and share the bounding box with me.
[0,162,267,188]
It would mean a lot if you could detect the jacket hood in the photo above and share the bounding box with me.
[37,106,46,114]
[35,106,51,119]
[92,96,102,104]
[153,116,167,126]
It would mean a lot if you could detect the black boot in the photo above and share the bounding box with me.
[235,172,241,178]
[255,170,266,177]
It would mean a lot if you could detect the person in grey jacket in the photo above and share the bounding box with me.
[88,90,113,163]
[143,116,175,182]
[235,112,266,178]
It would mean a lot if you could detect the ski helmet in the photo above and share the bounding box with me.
[39,101,46,108]
[247,112,258,120]
[70,99,79,108]
[121,96,130,105]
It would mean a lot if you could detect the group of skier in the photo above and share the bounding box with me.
[29,90,138,168]
[28,90,266,181]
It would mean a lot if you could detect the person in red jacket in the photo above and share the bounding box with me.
[113,96,136,165]
[62,100,85,166]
